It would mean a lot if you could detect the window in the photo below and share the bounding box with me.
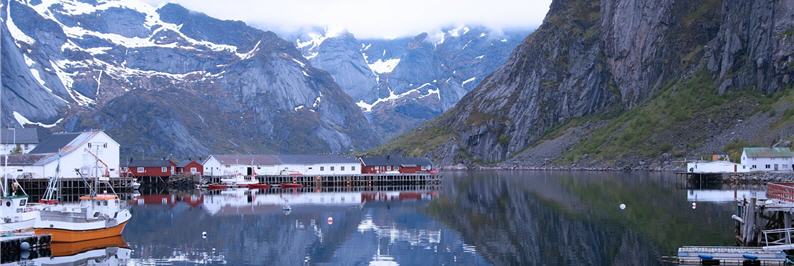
[320,166,324,171]
[162,167,167,172]
[752,165,757,169]
[766,165,771,169]
[137,167,144,172]
[109,168,115,172]
[331,166,335,171]
[16,169,22,172]
[341,166,345,171]
[190,167,197,174]
[352,166,356,171]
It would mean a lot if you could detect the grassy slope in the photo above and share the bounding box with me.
[562,70,793,164]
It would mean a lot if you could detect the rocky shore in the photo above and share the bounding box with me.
[723,172,794,185]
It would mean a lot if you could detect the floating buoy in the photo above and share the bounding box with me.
[202,231,207,239]
[327,217,333,225]
[20,241,30,250]
[691,202,697,209]
[619,203,626,210]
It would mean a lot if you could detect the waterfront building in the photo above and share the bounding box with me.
[740,147,794,172]
[0,128,39,155]
[123,159,176,177]
[202,154,281,177]
[359,155,433,174]
[276,154,360,176]
[0,131,120,178]
[176,159,204,176]
[686,160,738,173]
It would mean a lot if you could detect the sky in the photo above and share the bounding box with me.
[142,0,552,39]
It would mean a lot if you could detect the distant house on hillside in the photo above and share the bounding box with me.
[740,147,794,172]
[0,128,40,155]
[359,155,433,174]
[176,160,204,176]
[124,159,176,177]
[0,131,120,178]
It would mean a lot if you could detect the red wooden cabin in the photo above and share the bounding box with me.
[124,159,176,177]
[176,160,204,176]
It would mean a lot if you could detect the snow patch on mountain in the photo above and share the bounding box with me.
[13,111,63,128]
[367,58,400,74]
[6,5,35,46]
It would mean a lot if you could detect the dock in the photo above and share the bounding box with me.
[0,233,52,264]
[206,173,442,188]
[674,246,787,265]
[14,177,136,202]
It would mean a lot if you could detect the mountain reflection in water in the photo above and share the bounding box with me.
[114,171,736,265]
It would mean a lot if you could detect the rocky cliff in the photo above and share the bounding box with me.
[2,0,379,157]
[380,0,794,169]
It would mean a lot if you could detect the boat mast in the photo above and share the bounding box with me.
[1,1,6,198]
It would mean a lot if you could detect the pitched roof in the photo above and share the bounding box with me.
[743,147,794,158]
[176,160,198,167]
[28,133,81,154]
[0,128,39,144]
[128,159,173,167]
[210,154,281,165]
[278,154,359,164]
[3,154,49,166]
[360,155,432,167]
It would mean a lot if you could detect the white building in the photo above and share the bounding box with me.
[740,147,794,172]
[276,155,360,176]
[202,155,281,177]
[0,131,121,179]
[202,154,361,176]
[0,128,39,155]
[686,160,738,173]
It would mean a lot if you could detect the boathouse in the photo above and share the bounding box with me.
[202,154,280,176]
[686,160,738,173]
[0,131,120,178]
[359,155,433,174]
[740,147,794,172]
[176,160,203,176]
[0,128,39,155]
[277,154,360,176]
[123,159,176,177]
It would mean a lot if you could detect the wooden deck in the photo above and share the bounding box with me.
[14,177,136,202]
[206,173,442,188]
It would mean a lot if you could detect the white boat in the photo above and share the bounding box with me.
[131,180,141,190]
[220,175,258,187]
[0,194,39,234]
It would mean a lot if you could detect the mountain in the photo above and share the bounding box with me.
[292,26,529,139]
[2,0,379,158]
[379,0,794,169]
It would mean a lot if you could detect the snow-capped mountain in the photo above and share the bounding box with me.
[2,0,379,157]
[293,26,529,139]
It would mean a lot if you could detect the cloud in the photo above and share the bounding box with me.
[142,0,551,39]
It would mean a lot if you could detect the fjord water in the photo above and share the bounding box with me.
[120,171,738,265]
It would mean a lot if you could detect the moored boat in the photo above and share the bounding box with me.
[35,193,132,242]
[0,194,39,234]
[220,175,258,188]
[280,183,304,189]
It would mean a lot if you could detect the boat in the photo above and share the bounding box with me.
[245,183,271,189]
[35,169,132,242]
[280,183,304,189]
[0,194,39,234]
[34,236,131,265]
[207,183,228,190]
[220,175,258,188]
[131,180,141,190]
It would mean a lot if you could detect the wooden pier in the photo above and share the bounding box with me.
[14,177,136,202]
[205,173,442,188]
[0,233,52,264]
[673,246,787,265]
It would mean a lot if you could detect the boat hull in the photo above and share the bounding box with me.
[0,216,37,234]
[36,221,128,243]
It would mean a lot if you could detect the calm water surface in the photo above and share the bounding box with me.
[19,171,752,265]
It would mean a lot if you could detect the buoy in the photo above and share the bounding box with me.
[691,202,697,209]
[20,241,30,250]
[202,231,207,239]
[619,203,626,210]
[327,217,333,225]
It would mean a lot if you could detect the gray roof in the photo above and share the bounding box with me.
[744,147,794,158]
[360,155,432,167]
[278,154,359,164]
[3,154,48,166]
[28,133,81,154]
[128,159,173,167]
[211,154,281,165]
[0,128,39,144]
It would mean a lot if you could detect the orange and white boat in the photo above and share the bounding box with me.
[35,193,132,242]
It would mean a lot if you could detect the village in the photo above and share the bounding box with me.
[0,128,436,184]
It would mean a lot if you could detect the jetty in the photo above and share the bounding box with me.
[13,177,136,202]
[0,233,52,264]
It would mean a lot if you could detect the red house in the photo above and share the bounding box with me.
[176,160,204,176]
[359,155,433,174]
[124,159,176,177]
